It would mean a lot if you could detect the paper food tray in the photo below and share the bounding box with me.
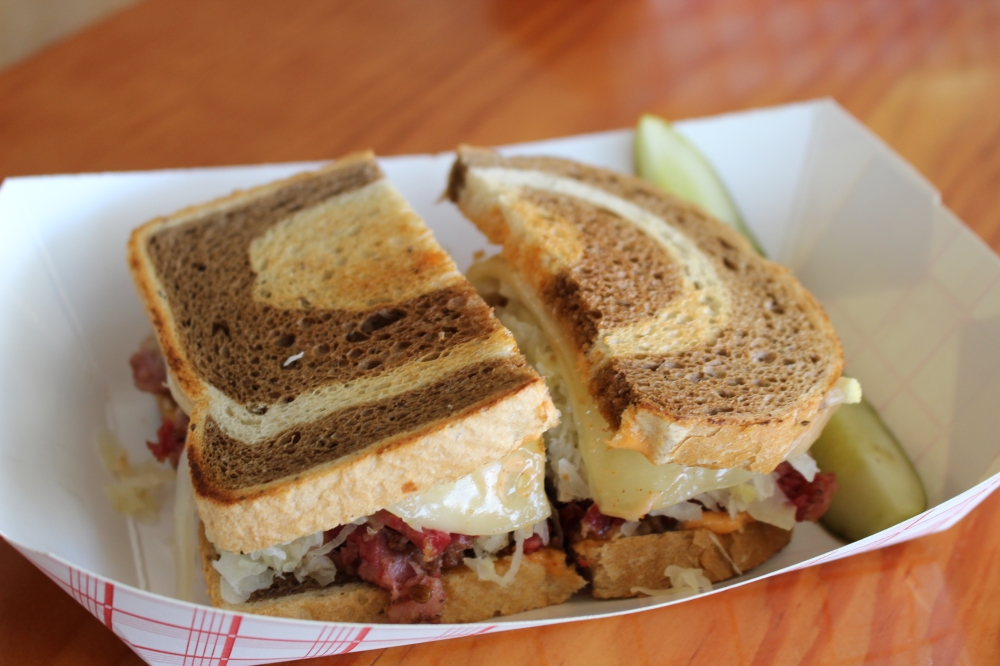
[2,99,1000,665]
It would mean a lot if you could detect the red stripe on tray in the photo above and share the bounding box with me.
[103,582,115,630]
[343,626,370,653]
[219,615,242,665]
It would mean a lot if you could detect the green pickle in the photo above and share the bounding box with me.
[635,114,763,254]
[809,402,926,541]
[634,113,928,541]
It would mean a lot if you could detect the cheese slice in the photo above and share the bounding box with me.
[387,440,550,535]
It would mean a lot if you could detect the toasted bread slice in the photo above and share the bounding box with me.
[199,525,585,623]
[448,147,843,473]
[128,153,557,553]
[573,522,790,599]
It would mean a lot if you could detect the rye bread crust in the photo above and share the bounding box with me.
[128,153,558,553]
[573,522,791,599]
[199,525,586,623]
[449,147,844,473]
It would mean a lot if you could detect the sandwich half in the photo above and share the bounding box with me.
[127,152,583,622]
[447,147,856,598]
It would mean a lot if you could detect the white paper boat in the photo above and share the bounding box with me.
[2,99,999,665]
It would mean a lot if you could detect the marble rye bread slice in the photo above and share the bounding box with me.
[447,147,843,474]
[128,152,557,554]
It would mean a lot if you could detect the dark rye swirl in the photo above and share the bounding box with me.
[128,153,556,553]
[448,147,843,474]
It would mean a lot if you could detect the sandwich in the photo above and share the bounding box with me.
[446,147,857,598]
[126,152,584,623]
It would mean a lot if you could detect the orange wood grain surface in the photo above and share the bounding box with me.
[3,1,1000,664]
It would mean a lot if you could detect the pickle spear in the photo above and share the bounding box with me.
[635,114,763,254]
[808,401,926,541]
[634,113,927,541]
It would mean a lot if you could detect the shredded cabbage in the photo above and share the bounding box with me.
[705,531,742,576]
[295,549,338,587]
[213,529,351,604]
[472,532,509,556]
[216,552,276,604]
[98,429,175,524]
[631,565,714,598]
[619,521,641,537]
[532,519,550,546]
[463,526,532,587]
[787,453,819,482]
[687,466,810,532]
[651,501,703,522]
[647,455,812,532]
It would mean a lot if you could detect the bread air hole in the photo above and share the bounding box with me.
[345,329,370,343]
[360,308,407,334]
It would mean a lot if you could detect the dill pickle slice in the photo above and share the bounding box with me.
[633,113,927,540]
[634,113,763,254]
[810,402,926,540]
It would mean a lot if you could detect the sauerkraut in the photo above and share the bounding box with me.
[631,565,714,599]
[98,429,175,524]
[213,522,361,604]
[462,526,533,587]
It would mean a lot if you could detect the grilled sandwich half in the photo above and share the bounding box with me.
[448,147,856,598]
[128,153,583,623]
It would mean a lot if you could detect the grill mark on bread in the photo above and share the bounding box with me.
[449,147,843,435]
[521,189,682,351]
[145,163,501,408]
[191,357,538,497]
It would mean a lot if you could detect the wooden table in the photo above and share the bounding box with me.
[3,1,1000,663]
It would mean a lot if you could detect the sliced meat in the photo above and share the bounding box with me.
[372,511,453,561]
[522,534,544,555]
[132,337,188,468]
[776,461,838,522]
[385,575,446,624]
[129,336,170,396]
[348,528,420,600]
[440,534,475,568]
[580,503,624,539]
[146,408,188,469]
